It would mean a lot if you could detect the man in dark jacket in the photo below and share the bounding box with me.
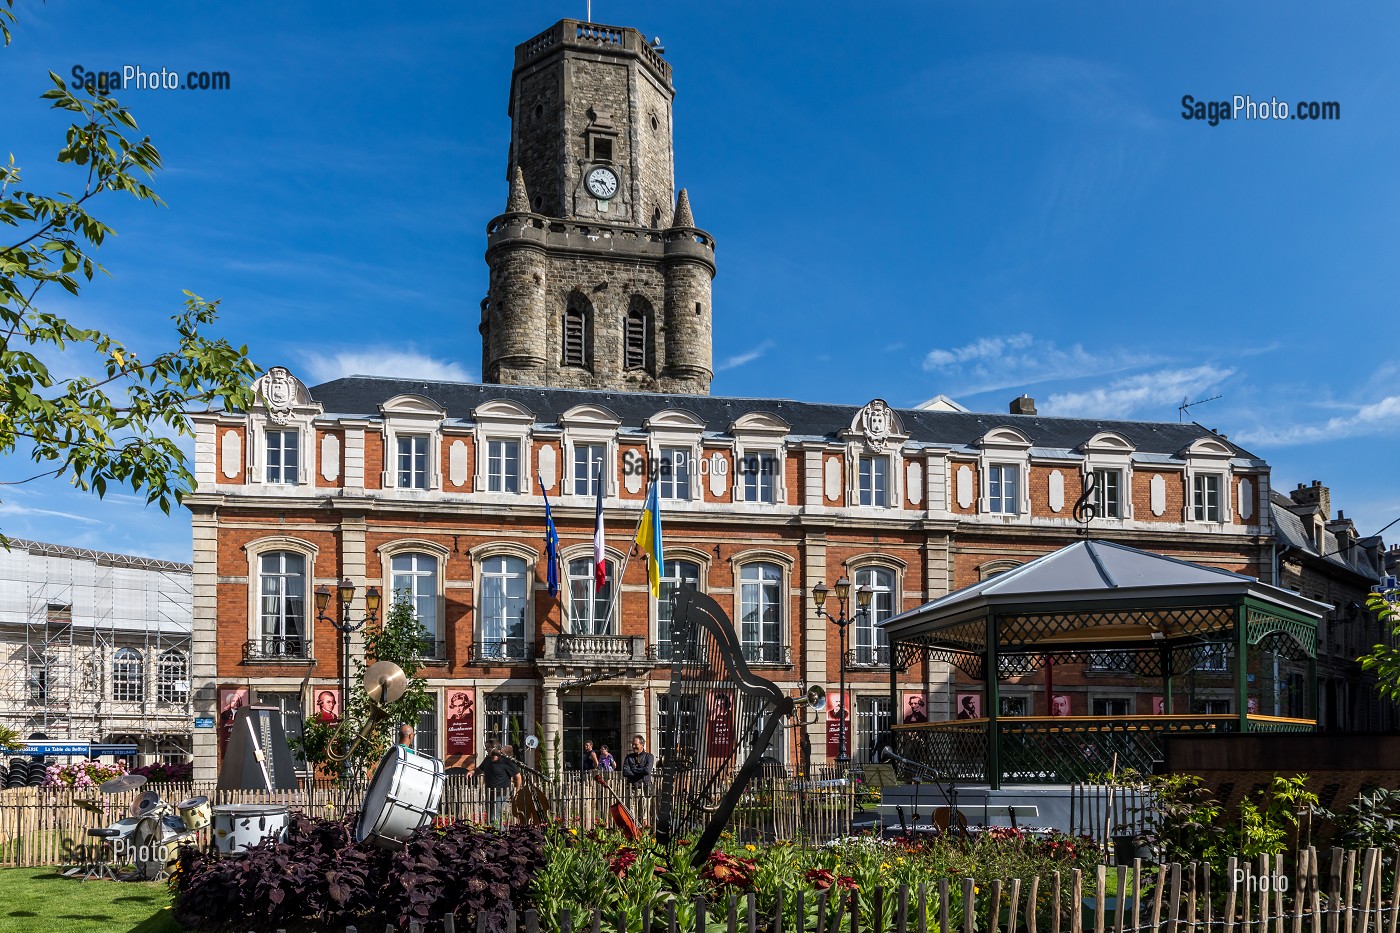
[620,734,654,793]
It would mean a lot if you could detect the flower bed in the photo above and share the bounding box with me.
[41,758,127,789]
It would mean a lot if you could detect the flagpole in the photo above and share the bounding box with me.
[606,475,651,631]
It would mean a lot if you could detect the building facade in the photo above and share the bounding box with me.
[186,19,1280,780]
[1272,481,1396,732]
[0,539,193,764]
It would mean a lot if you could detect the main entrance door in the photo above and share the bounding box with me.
[564,697,622,770]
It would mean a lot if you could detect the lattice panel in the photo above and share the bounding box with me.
[1246,608,1317,659]
[997,717,1238,784]
[893,725,988,782]
[999,605,1235,646]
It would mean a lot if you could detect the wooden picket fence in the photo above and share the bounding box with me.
[230,847,1400,933]
[0,772,858,868]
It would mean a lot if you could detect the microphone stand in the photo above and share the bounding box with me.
[881,746,967,840]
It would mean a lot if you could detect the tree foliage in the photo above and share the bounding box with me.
[293,593,435,779]
[1360,590,1400,701]
[0,11,258,536]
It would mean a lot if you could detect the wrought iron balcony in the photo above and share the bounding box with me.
[740,642,792,667]
[845,645,892,669]
[242,636,312,663]
[470,640,535,663]
[542,634,647,665]
[416,638,448,662]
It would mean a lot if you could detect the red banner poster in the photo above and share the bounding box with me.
[444,687,476,768]
[900,691,929,724]
[825,690,852,759]
[218,685,249,761]
[706,690,735,759]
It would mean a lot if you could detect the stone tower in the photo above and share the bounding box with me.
[480,20,716,395]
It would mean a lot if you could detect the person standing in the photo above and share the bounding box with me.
[398,724,417,752]
[478,744,516,827]
[598,744,617,774]
[581,740,599,772]
[621,734,654,793]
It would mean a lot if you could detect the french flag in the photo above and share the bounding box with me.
[592,465,606,592]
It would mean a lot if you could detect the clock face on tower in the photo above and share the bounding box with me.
[585,166,619,200]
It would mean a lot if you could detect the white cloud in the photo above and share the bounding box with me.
[0,501,105,525]
[301,348,473,385]
[1041,365,1235,419]
[1234,395,1400,447]
[717,341,774,372]
[921,333,1163,396]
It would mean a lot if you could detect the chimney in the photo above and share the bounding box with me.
[1289,479,1330,519]
[1009,395,1037,416]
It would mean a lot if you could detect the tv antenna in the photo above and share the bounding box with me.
[1178,394,1222,422]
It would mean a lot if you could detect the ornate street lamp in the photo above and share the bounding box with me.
[812,576,872,764]
[316,578,381,764]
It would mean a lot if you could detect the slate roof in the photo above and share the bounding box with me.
[309,376,1263,461]
[881,539,1329,639]
[1269,490,1381,581]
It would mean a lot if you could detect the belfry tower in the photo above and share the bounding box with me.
[480,20,716,395]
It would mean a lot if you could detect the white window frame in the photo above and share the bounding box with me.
[471,399,536,496]
[486,438,523,494]
[245,536,320,659]
[658,446,693,501]
[265,429,301,485]
[389,551,442,652]
[643,409,706,504]
[729,412,790,505]
[1182,437,1235,525]
[655,552,706,657]
[735,558,786,665]
[857,455,889,508]
[561,405,621,500]
[566,551,617,635]
[1192,472,1224,522]
[1092,468,1123,519]
[851,564,897,666]
[477,552,531,660]
[246,367,321,487]
[976,427,1031,517]
[1079,432,1135,521]
[987,463,1020,515]
[737,450,779,504]
[469,542,536,660]
[396,433,432,490]
[572,441,608,496]
[156,648,189,704]
[380,394,446,492]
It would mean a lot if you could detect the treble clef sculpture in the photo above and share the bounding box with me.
[1071,470,1098,533]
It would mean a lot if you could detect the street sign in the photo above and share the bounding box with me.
[194,716,215,728]
[18,741,138,757]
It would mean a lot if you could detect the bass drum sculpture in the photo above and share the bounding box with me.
[355,746,444,850]
[211,803,289,856]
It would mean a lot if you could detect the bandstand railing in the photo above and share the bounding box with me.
[893,714,1313,785]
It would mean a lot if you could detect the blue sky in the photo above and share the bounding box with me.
[2,1,1398,561]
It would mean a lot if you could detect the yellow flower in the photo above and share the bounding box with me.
[745,844,756,852]
[569,828,579,836]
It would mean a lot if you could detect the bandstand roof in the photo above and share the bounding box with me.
[881,540,1329,653]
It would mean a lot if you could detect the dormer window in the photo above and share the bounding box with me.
[1193,473,1223,522]
[397,434,430,489]
[858,456,888,507]
[988,464,1020,514]
[1093,468,1122,519]
[266,430,300,485]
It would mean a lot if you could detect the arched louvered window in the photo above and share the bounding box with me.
[562,302,590,368]
[625,308,649,371]
[112,648,144,702]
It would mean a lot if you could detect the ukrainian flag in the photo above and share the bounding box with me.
[634,483,663,598]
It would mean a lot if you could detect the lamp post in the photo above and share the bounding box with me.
[812,576,872,765]
[315,578,381,763]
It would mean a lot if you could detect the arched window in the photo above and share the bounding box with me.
[738,563,783,664]
[624,301,652,372]
[657,559,700,656]
[853,567,894,666]
[259,551,307,657]
[568,556,614,635]
[480,555,528,659]
[112,648,144,702]
[156,649,188,703]
[562,298,591,368]
[391,552,440,652]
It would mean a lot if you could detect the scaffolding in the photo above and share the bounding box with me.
[0,539,193,764]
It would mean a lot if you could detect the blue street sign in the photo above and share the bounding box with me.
[194,717,215,728]
[18,741,138,757]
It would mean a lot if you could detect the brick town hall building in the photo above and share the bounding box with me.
[188,20,1282,779]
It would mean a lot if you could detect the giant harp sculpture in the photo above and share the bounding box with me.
[655,587,794,866]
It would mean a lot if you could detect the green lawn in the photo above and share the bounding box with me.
[0,869,182,933]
